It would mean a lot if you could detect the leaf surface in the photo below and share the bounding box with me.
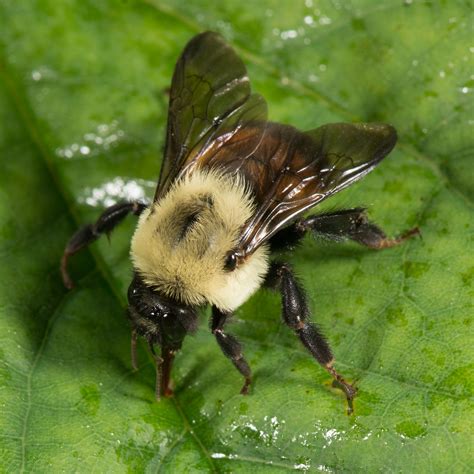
[0,1,472,472]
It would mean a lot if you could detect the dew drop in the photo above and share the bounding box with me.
[31,70,42,81]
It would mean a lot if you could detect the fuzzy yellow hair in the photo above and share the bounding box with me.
[130,170,269,311]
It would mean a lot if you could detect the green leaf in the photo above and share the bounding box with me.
[1,1,472,472]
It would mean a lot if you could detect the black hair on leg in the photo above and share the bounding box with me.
[265,261,357,414]
[269,207,419,251]
[61,201,147,288]
[211,307,252,395]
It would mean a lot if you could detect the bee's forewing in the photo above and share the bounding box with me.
[155,33,397,257]
[184,120,397,255]
[155,31,267,201]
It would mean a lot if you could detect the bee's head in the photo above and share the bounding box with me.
[127,273,198,356]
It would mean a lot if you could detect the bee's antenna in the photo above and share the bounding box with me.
[160,348,175,398]
[130,329,138,372]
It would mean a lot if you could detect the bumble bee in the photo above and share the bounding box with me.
[61,32,419,413]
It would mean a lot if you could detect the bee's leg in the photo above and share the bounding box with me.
[61,201,147,288]
[270,208,419,251]
[265,261,357,414]
[298,208,420,249]
[211,307,252,395]
[267,219,307,251]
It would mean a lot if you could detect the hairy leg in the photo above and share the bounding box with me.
[61,201,147,288]
[265,261,356,414]
[211,307,252,394]
[270,207,419,251]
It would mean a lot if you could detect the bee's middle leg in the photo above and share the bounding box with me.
[265,261,356,413]
[61,201,147,288]
[211,307,252,395]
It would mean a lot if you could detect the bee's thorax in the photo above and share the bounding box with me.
[130,170,269,311]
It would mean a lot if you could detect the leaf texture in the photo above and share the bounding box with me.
[0,1,472,472]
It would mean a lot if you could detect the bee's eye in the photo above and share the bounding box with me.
[224,252,238,272]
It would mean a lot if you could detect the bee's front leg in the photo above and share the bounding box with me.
[211,307,252,395]
[265,261,357,414]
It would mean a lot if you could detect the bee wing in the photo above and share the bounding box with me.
[154,31,268,201]
[155,33,397,256]
[198,121,397,255]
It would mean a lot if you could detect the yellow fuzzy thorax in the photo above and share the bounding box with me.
[130,170,269,311]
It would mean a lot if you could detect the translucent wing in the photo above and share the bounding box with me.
[155,33,397,258]
[154,31,267,200]
[194,121,397,256]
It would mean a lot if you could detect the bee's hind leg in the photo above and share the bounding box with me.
[211,307,252,395]
[277,207,420,250]
[301,208,420,249]
[265,261,357,414]
[61,201,147,289]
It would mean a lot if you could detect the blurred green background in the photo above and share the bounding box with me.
[0,1,473,472]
